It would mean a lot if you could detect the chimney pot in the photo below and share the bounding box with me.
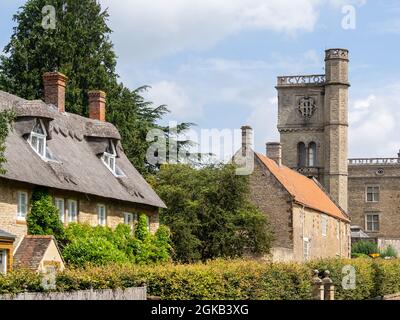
[43,72,68,112]
[241,125,253,156]
[88,90,106,122]
[266,142,282,166]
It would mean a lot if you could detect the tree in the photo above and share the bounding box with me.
[0,110,15,174]
[0,0,117,115]
[27,187,66,242]
[152,164,273,262]
[0,0,193,174]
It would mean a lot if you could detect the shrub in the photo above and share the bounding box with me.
[4,259,400,299]
[380,245,397,258]
[62,215,172,267]
[26,187,66,243]
[62,237,129,267]
[351,240,379,256]
[374,259,400,296]
[0,269,42,294]
[307,258,376,300]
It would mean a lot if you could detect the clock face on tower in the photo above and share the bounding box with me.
[298,96,316,121]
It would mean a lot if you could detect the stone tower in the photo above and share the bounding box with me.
[275,48,349,211]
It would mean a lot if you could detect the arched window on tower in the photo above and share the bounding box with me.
[297,142,306,167]
[308,142,317,167]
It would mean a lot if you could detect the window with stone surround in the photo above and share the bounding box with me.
[297,142,306,167]
[55,198,65,223]
[366,186,380,202]
[67,200,78,223]
[308,142,317,166]
[124,212,137,232]
[365,213,379,232]
[97,204,107,226]
[17,191,28,220]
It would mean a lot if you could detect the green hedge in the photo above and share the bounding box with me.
[3,259,400,299]
[307,258,376,300]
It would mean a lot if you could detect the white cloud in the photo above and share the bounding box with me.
[328,0,367,8]
[349,85,400,158]
[100,0,321,61]
[144,81,202,121]
[246,97,279,153]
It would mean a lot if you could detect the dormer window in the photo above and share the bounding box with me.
[29,119,47,158]
[102,140,116,173]
[101,139,124,177]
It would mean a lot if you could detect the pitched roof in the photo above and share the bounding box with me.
[0,90,166,209]
[256,153,349,222]
[0,229,16,241]
[13,235,57,270]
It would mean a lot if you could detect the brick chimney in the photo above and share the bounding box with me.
[266,142,282,166]
[241,125,253,156]
[88,90,106,122]
[43,72,68,112]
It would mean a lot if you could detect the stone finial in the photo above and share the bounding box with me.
[88,90,106,122]
[43,72,68,112]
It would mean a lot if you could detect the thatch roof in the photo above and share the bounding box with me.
[0,90,166,209]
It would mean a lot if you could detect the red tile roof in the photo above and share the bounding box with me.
[256,153,349,222]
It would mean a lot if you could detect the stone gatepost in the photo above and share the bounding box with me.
[312,270,324,300]
[322,270,335,300]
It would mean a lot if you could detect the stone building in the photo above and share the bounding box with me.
[234,127,351,262]
[272,48,400,253]
[0,72,166,265]
[275,48,349,212]
[347,156,400,251]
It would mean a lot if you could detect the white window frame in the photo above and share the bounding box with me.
[29,119,47,158]
[102,140,116,173]
[17,191,28,220]
[101,140,125,177]
[67,199,78,223]
[366,185,380,203]
[321,214,328,237]
[55,198,65,223]
[124,212,135,232]
[365,213,380,232]
[303,237,310,261]
[97,204,107,226]
[0,250,7,275]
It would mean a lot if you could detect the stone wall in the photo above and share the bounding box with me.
[292,204,350,261]
[248,157,294,251]
[0,180,29,247]
[348,164,400,239]
[0,178,160,250]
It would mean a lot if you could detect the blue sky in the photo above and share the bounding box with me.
[1,0,400,159]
